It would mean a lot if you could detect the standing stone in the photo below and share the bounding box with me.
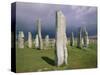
[34,34,39,48]
[83,27,89,47]
[37,18,43,50]
[44,35,49,49]
[70,32,74,46]
[18,31,24,48]
[28,32,32,48]
[81,37,84,45]
[63,32,68,65]
[77,27,82,48]
[55,11,68,66]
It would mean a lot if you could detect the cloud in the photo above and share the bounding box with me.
[69,6,97,26]
[15,2,97,37]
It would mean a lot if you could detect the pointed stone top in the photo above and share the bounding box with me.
[35,34,39,39]
[46,35,49,37]
[57,10,62,13]
[85,31,88,35]
[71,32,74,36]
[71,32,73,34]
[28,32,31,34]
[56,10,64,15]
[19,31,24,37]
[45,35,49,40]
[37,17,41,22]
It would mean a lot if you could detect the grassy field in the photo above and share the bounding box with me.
[16,39,97,73]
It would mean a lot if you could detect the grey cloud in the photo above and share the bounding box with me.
[15,2,97,38]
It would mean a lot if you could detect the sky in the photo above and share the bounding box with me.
[15,2,97,39]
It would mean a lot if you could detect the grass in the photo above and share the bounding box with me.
[16,40,97,73]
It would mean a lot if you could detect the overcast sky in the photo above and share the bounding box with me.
[15,2,97,38]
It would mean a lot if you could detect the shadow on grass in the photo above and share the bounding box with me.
[41,56,55,66]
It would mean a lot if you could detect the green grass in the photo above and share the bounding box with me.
[16,40,97,73]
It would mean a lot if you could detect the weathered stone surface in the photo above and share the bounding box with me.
[44,35,49,49]
[70,32,74,46]
[37,18,43,50]
[87,38,89,45]
[28,32,32,48]
[55,11,68,66]
[63,32,68,64]
[83,27,89,47]
[77,27,82,48]
[35,34,39,48]
[18,31,24,48]
[81,38,84,45]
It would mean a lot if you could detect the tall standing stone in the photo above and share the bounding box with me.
[28,32,32,48]
[81,37,84,45]
[70,32,74,46]
[55,11,68,66]
[37,18,43,50]
[44,35,49,49]
[63,32,68,65]
[83,27,89,47]
[18,31,24,48]
[77,27,82,48]
[34,34,39,48]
